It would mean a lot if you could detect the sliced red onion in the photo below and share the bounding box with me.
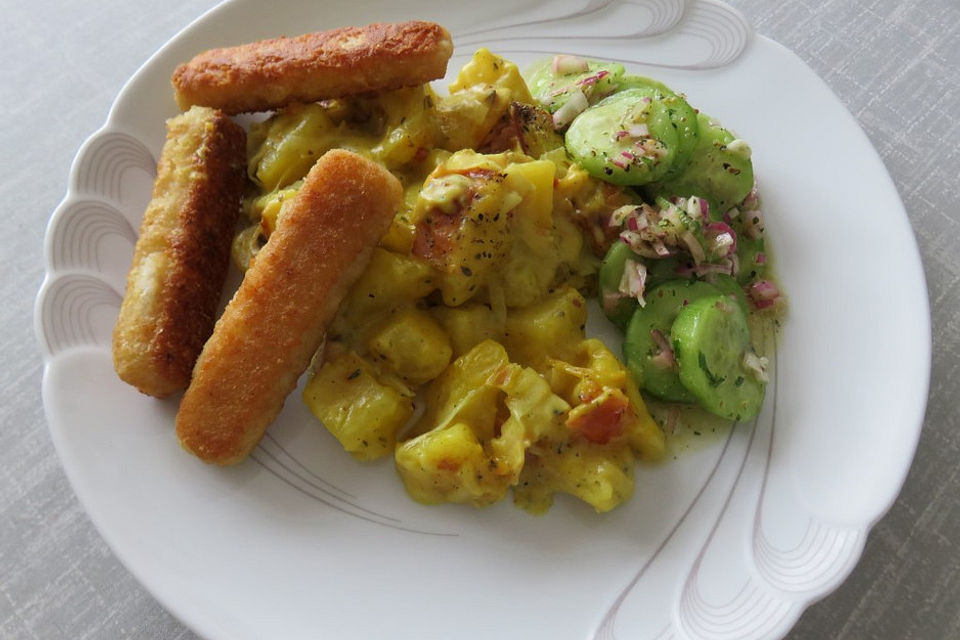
[621,231,666,259]
[681,230,705,264]
[714,233,735,255]
[618,259,648,306]
[728,253,740,276]
[620,230,643,249]
[742,352,769,382]
[663,203,682,227]
[756,252,767,265]
[602,290,623,314]
[694,261,734,276]
[742,208,766,240]
[650,329,677,370]
[634,210,650,230]
[552,89,589,129]
[609,204,638,228]
[552,54,589,75]
[748,279,781,309]
[700,198,710,218]
[627,123,650,138]
[704,221,738,257]
[612,158,628,169]
[577,69,610,90]
[652,237,672,257]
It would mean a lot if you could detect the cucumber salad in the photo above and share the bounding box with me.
[526,55,784,423]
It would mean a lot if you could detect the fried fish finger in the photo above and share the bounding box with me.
[171,21,453,114]
[175,149,402,464]
[112,105,245,398]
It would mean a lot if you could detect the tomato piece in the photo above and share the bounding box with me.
[565,387,630,444]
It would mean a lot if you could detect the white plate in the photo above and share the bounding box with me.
[35,1,931,638]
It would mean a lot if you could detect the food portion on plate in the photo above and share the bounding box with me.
[176,150,402,465]
[112,106,246,398]
[525,58,783,423]
[113,20,783,515]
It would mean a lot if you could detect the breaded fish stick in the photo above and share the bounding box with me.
[113,105,245,398]
[176,149,402,464]
[171,21,453,114]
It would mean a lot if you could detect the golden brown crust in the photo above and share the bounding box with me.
[175,149,403,464]
[112,106,246,397]
[171,21,453,114]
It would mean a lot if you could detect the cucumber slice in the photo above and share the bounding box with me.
[645,255,688,291]
[644,112,754,215]
[623,279,723,402]
[708,273,749,316]
[672,295,766,420]
[619,74,672,94]
[599,243,690,329]
[736,235,767,285]
[620,77,699,179]
[565,89,680,186]
[526,59,625,114]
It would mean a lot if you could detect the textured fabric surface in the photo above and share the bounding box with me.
[3,0,956,638]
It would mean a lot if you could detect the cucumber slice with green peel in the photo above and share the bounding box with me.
[599,243,691,330]
[619,74,672,95]
[644,112,754,215]
[707,273,749,316]
[526,58,626,114]
[672,295,766,420]
[735,235,767,285]
[623,279,724,402]
[620,77,699,180]
[565,89,681,186]
[645,255,688,290]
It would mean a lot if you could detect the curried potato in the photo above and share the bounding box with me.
[303,351,414,461]
[430,304,504,357]
[328,247,437,345]
[503,286,588,369]
[479,102,564,157]
[515,440,635,514]
[396,422,510,506]
[367,308,452,385]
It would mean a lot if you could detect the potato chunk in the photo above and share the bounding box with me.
[396,423,510,506]
[430,304,504,357]
[503,286,587,369]
[329,248,437,343]
[303,352,413,460]
[435,48,533,151]
[515,440,635,514]
[410,152,520,306]
[449,48,533,104]
[248,103,345,191]
[367,308,452,385]
[410,339,509,440]
[397,341,570,506]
